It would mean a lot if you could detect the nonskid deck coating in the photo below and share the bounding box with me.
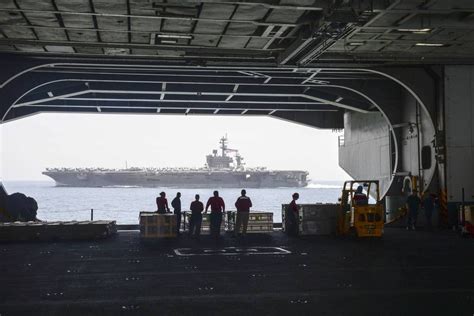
[0,228,473,315]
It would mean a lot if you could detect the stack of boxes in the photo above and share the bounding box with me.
[282,203,338,236]
[227,211,273,233]
[462,205,474,223]
[460,205,474,236]
[139,212,177,239]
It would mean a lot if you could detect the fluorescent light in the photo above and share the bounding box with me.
[397,28,431,33]
[347,42,364,46]
[157,34,193,40]
[161,40,177,44]
[415,43,446,47]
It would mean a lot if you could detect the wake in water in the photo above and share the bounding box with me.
[306,183,341,189]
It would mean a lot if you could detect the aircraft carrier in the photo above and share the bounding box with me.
[42,137,308,188]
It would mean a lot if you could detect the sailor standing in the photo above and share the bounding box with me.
[156,192,170,214]
[205,191,226,239]
[234,189,252,237]
[189,194,204,238]
[171,192,182,235]
[286,193,300,236]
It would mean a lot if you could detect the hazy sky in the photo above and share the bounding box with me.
[0,113,349,182]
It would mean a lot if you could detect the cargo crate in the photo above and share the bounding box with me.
[0,220,117,241]
[282,204,338,236]
[249,212,273,223]
[140,225,176,238]
[246,223,274,232]
[463,205,474,223]
[282,204,337,219]
[139,212,177,239]
[298,220,334,236]
[227,211,274,233]
[298,204,338,221]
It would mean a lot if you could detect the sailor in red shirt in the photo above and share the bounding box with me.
[189,194,204,238]
[156,191,170,214]
[205,190,225,238]
[286,192,300,236]
[353,185,368,206]
[234,189,252,237]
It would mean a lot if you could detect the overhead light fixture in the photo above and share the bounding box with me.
[397,28,432,33]
[415,43,447,47]
[160,40,178,44]
[157,34,193,40]
[347,42,365,46]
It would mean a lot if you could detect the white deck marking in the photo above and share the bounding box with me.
[174,246,291,256]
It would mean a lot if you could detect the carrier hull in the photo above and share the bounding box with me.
[42,170,308,188]
[43,136,308,188]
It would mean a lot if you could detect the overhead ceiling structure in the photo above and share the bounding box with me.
[0,0,468,134]
[0,0,473,66]
[1,62,388,127]
[2,0,466,130]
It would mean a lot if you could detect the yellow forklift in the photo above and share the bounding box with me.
[337,180,384,238]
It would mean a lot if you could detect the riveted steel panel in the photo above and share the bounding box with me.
[445,66,474,202]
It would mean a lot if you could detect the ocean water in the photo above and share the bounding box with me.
[3,181,342,224]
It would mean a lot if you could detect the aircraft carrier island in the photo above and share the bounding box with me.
[42,137,309,188]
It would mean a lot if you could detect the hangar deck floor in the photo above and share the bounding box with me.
[1,228,473,315]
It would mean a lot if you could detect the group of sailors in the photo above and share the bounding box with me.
[155,190,254,239]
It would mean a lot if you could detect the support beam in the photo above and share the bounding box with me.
[272,111,343,129]
[160,83,166,100]
[277,23,318,65]
[12,86,371,114]
[0,24,296,40]
[0,38,283,53]
[263,26,289,50]
[0,8,299,27]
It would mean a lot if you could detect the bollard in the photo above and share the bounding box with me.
[91,208,94,221]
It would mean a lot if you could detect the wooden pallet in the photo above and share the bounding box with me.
[139,212,177,238]
[0,220,117,241]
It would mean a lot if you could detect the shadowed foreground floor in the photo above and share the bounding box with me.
[1,228,473,315]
